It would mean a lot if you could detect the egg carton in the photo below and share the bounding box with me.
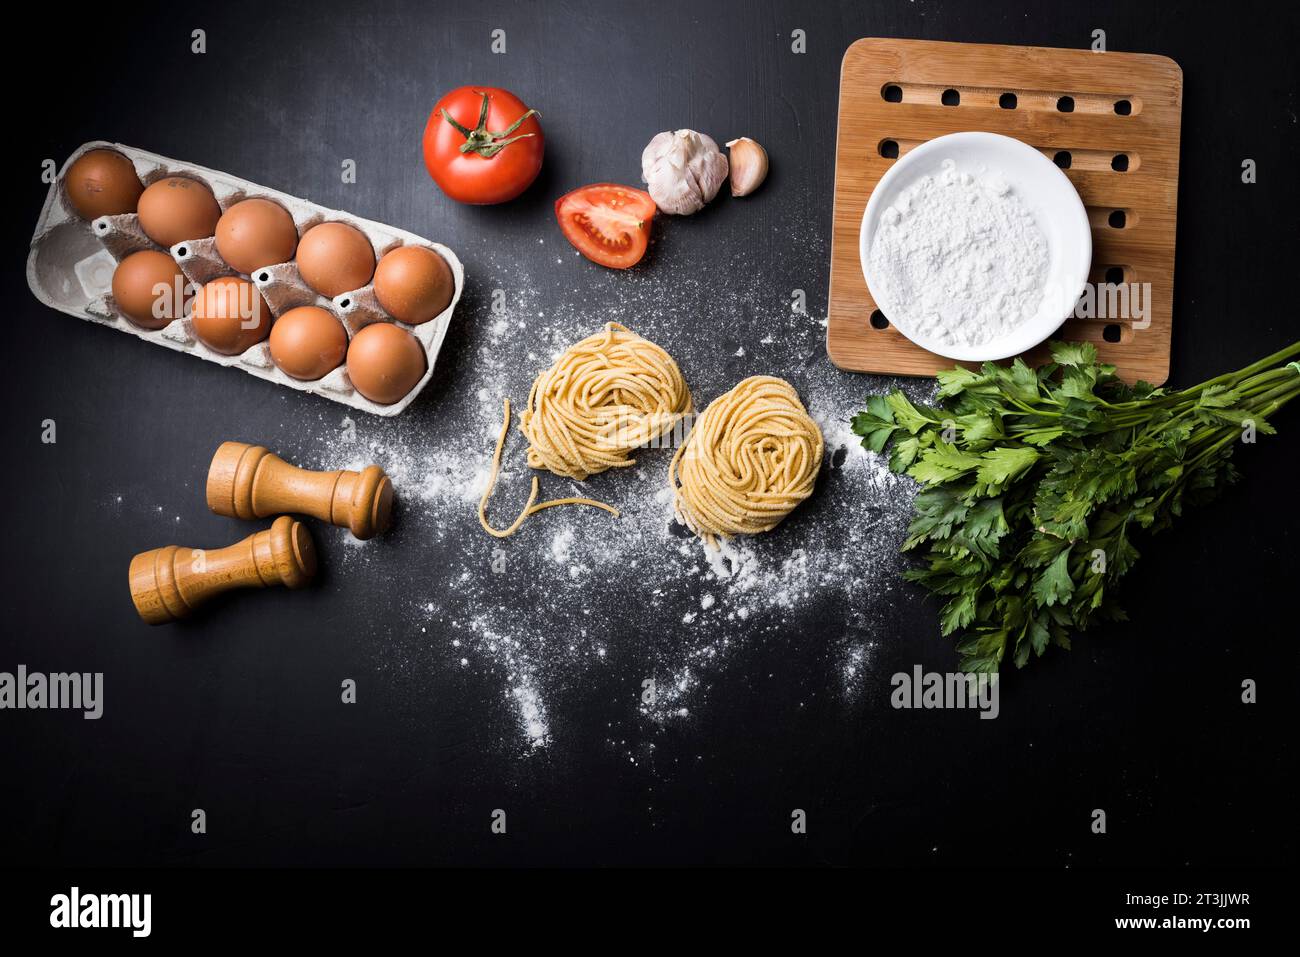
[26,140,464,417]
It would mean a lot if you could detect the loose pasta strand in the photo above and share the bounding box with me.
[478,398,619,539]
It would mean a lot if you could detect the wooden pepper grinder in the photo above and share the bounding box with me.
[206,441,394,540]
[129,516,317,625]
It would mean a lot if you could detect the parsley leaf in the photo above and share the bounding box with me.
[858,339,1300,670]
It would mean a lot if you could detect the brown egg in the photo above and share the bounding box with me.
[64,149,143,220]
[372,245,454,324]
[346,322,427,404]
[111,251,189,330]
[191,276,271,355]
[215,198,298,275]
[295,222,376,298]
[269,306,348,380]
[137,176,222,249]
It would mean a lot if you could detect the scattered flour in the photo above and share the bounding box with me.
[270,229,927,762]
[511,678,549,749]
[550,528,574,564]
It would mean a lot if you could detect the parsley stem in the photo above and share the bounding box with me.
[1188,340,1300,395]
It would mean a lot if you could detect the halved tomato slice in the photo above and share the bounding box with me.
[554,184,656,269]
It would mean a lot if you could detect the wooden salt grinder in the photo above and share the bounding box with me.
[129,516,317,625]
[206,441,394,540]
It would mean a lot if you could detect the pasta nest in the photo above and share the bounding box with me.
[521,322,693,481]
[670,375,823,546]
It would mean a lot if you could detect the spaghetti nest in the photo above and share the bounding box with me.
[521,322,693,480]
[669,375,824,546]
[479,322,691,538]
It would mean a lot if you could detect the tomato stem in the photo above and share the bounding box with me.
[440,92,540,159]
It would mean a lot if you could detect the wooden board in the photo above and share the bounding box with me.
[826,38,1183,384]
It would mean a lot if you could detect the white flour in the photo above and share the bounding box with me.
[92,205,929,769]
[148,227,929,763]
[869,158,1049,349]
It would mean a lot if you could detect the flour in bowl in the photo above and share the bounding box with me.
[868,158,1049,349]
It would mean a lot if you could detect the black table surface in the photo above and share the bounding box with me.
[2,0,1296,868]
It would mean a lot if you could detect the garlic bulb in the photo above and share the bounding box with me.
[726,137,768,197]
[640,129,729,215]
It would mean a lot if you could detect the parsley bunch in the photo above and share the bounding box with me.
[853,340,1300,672]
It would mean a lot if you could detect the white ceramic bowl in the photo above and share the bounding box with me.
[859,131,1091,362]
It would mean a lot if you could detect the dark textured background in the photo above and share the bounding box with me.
[1,0,1296,868]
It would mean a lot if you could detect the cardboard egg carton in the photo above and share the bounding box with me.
[26,140,464,417]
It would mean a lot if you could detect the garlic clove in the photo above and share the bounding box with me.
[726,137,769,197]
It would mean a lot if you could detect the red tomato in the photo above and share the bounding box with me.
[423,87,544,204]
[554,184,657,269]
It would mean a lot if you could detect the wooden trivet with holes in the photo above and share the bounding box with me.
[826,38,1183,385]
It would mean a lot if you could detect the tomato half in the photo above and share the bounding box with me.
[423,86,544,205]
[554,184,657,269]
